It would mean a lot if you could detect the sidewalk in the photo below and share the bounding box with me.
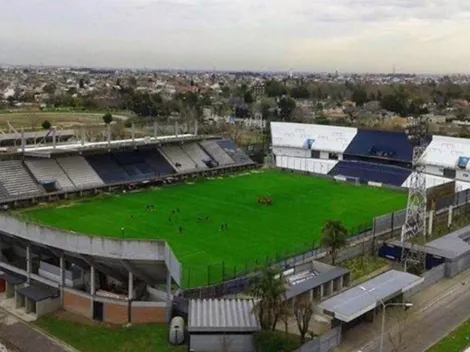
[0,309,77,352]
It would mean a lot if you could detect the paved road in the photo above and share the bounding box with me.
[354,270,470,352]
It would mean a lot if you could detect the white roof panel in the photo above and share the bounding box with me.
[271,122,357,153]
[188,298,261,333]
[422,135,470,168]
[318,270,422,322]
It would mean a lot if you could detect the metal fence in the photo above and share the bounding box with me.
[182,188,470,297]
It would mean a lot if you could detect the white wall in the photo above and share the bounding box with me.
[190,334,255,352]
[319,151,329,160]
[276,156,337,175]
[272,146,311,158]
[425,165,444,176]
[271,122,357,153]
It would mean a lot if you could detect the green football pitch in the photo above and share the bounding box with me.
[19,169,407,288]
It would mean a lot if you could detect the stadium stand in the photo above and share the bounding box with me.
[199,140,234,165]
[57,156,105,188]
[25,159,75,191]
[422,135,470,169]
[85,154,129,183]
[181,143,211,169]
[112,150,157,180]
[160,144,197,172]
[216,139,252,164]
[140,149,176,176]
[0,160,43,197]
[328,161,411,186]
[344,129,413,162]
[276,156,337,174]
[270,122,357,153]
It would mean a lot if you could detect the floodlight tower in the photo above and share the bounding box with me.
[400,117,429,274]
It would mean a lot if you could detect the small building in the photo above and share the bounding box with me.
[425,225,470,277]
[283,260,350,304]
[318,270,422,329]
[188,298,261,352]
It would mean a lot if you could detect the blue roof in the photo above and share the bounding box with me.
[344,129,413,162]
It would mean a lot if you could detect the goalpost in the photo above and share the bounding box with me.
[333,174,360,186]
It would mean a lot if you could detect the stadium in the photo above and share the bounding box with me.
[0,120,468,328]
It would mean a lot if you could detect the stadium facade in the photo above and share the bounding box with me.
[0,132,256,323]
[271,122,470,192]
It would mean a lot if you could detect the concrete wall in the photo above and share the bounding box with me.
[447,253,470,278]
[63,289,92,319]
[294,326,342,352]
[36,296,61,317]
[0,214,182,286]
[38,261,83,288]
[404,264,446,299]
[190,334,255,352]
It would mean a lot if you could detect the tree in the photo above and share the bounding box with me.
[294,297,314,344]
[321,220,348,265]
[278,96,296,121]
[244,91,254,105]
[79,78,85,89]
[41,120,52,130]
[102,112,113,125]
[251,267,286,331]
[351,86,368,107]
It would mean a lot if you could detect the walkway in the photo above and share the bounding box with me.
[0,309,74,352]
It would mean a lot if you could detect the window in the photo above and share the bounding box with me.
[443,168,456,178]
[329,153,338,160]
[311,150,320,159]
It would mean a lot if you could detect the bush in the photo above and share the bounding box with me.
[253,331,301,352]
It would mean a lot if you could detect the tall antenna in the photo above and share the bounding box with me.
[401,117,429,274]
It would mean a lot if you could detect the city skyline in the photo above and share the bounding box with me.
[1,0,470,74]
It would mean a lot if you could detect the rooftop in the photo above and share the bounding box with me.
[426,225,470,259]
[318,270,422,322]
[188,298,261,333]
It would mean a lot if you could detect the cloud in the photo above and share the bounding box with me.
[0,0,470,72]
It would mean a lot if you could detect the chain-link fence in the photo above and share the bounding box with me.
[183,188,470,296]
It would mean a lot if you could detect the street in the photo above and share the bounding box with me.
[337,267,470,352]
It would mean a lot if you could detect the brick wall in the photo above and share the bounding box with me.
[131,306,166,324]
[103,302,129,324]
[63,290,92,319]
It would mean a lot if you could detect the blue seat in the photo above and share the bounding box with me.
[328,161,411,186]
[345,129,413,162]
[216,139,252,164]
[86,154,129,183]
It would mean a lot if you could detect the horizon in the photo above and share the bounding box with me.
[1,1,470,74]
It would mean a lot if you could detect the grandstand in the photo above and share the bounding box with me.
[271,122,470,191]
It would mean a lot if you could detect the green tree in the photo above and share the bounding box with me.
[265,80,287,97]
[251,267,286,331]
[321,220,348,265]
[41,120,52,130]
[102,112,113,125]
[244,91,254,105]
[351,86,368,107]
[294,297,314,344]
[278,96,296,121]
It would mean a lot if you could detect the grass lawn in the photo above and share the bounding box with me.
[340,255,390,282]
[19,170,406,288]
[427,317,470,352]
[35,315,184,352]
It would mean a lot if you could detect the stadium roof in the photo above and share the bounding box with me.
[401,172,452,189]
[20,134,210,157]
[425,225,470,260]
[422,135,470,168]
[0,129,75,143]
[285,267,348,300]
[271,122,357,153]
[188,298,261,333]
[318,270,423,322]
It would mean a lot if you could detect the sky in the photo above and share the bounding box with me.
[1,0,470,74]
